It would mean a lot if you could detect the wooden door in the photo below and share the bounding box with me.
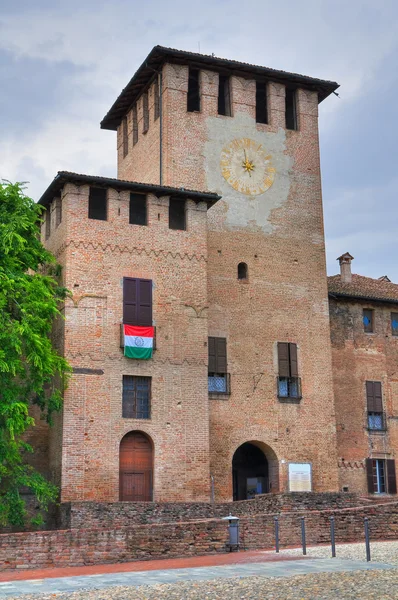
[119,432,153,501]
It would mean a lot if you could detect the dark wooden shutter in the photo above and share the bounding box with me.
[278,343,290,377]
[123,277,138,325]
[366,458,375,493]
[137,279,152,326]
[366,381,383,412]
[208,337,216,373]
[123,278,152,326]
[373,382,383,413]
[224,77,231,116]
[387,460,397,494]
[216,338,227,374]
[289,343,298,377]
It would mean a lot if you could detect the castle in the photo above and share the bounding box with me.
[35,46,397,505]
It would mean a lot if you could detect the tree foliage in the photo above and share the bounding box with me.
[0,181,71,527]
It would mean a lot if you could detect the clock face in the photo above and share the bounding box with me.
[220,138,275,196]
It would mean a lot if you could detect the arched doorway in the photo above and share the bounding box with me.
[232,442,268,500]
[119,431,153,501]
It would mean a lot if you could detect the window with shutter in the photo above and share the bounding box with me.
[88,187,107,221]
[277,342,301,399]
[123,277,152,326]
[386,459,397,494]
[122,375,151,419]
[366,458,375,493]
[208,337,229,394]
[366,381,385,430]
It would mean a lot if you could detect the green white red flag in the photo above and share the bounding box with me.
[123,325,154,359]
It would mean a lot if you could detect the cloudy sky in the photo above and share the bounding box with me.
[1,0,397,279]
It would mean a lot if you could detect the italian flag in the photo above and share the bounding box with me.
[123,325,154,360]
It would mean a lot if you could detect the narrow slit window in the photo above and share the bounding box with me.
[285,88,298,130]
[88,187,107,221]
[55,197,62,227]
[238,262,248,280]
[143,93,149,133]
[129,193,147,226]
[154,78,160,121]
[132,105,138,145]
[169,198,186,230]
[218,75,232,116]
[122,116,128,157]
[256,81,268,124]
[45,208,51,239]
[187,68,200,112]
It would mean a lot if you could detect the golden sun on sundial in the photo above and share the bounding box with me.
[220,138,275,196]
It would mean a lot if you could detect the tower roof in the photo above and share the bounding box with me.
[101,45,340,131]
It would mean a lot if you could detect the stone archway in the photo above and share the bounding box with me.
[119,431,153,501]
[232,440,279,500]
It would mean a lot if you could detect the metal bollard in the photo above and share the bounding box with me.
[330,516,336,558]
[364,517,371,562]
[222,514,240,552]
[300,516,307,555]
[274,516,280,553]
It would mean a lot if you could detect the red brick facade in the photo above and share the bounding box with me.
[34,47,397,507]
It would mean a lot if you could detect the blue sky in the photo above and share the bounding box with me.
[1,0,397,279]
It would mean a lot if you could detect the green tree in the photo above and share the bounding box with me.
[0,181,70,527]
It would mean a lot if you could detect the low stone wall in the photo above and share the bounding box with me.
[60,492,360,529]
[2,500,398,572]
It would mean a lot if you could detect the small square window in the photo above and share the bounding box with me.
[363,309,374,333]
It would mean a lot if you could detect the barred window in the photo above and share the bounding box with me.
[122,376,151,419]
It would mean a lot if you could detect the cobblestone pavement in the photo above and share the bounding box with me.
[1,542,397,599]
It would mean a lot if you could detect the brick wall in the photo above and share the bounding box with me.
[60,492,361,529]
[329,297,398,494]
[2,500,398,572]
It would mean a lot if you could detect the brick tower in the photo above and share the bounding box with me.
[39,46,340,503]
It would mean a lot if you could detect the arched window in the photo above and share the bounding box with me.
[238,262,248,280]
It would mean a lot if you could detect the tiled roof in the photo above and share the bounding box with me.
[101,46,339,130]
[328,274,398,304]
[37,171,221,209]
